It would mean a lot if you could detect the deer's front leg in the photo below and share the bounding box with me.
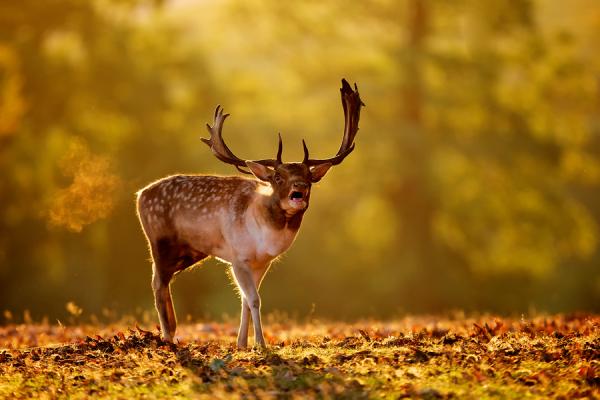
[232,262,266,348]
[237,267,268,349]
[237,299,251,349]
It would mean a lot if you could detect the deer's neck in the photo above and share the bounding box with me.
[258,194,305,231]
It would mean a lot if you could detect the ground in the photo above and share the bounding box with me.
[0,314,598,399]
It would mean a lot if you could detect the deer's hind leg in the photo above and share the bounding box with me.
[151,236,207,342]
[152,262,176,341]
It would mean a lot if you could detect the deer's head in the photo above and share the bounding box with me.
[201,79,364,215]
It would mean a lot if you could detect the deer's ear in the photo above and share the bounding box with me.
[246,161,274,182]
[309,163,332,183]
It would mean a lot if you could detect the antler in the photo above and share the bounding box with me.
[303,79,365,167]
[201,105,282,174]
[254,133,283,167]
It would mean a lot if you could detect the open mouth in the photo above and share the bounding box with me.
[288,190,307,209]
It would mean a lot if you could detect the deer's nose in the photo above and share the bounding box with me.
[293,182,309,190]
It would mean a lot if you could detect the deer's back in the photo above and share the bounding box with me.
[136,174,257,250]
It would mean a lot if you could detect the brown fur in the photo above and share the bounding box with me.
[137,79,363,348]
[136,165,320,346]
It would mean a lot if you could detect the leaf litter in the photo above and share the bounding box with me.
[0,314,598,399]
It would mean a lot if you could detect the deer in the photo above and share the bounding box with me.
[136,79,364,349]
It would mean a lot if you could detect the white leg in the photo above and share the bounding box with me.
[236,266,269,349]
[231,263,266,348]
[237,299,250,349]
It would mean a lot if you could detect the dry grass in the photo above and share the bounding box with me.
[0,314,598,399]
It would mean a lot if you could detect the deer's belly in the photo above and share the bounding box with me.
[174,215,225,256]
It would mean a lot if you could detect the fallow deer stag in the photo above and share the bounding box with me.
[136,79,364,348]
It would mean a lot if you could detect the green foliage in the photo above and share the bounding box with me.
[0,0,599,318]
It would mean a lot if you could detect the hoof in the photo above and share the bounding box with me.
[252,344,267,353]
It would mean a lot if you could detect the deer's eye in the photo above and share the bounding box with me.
[273,174,283,185]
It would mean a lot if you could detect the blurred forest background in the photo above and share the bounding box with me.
[0,0,599,322]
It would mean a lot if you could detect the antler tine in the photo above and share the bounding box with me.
[202,105,253,174]
[252,133,284,167]
[303,79,364,167]
[276,133,283,165]
[254,133,283,168]
[302,139,309,163]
